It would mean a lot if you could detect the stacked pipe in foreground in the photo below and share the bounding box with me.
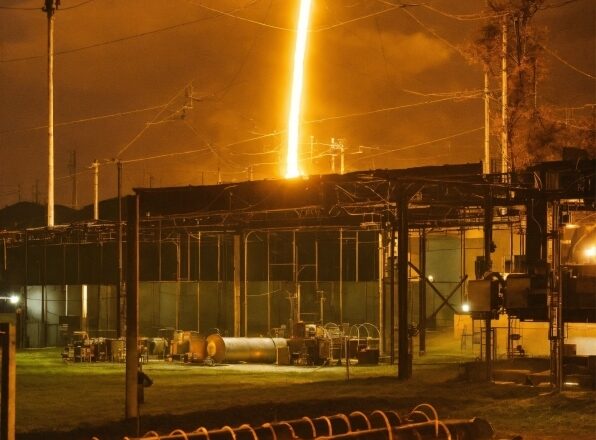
[112,404,507,440]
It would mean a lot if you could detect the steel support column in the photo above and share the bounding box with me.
[550,201,564,390]
[397,195,410,379]
[418,229,426,355]
[378,232,384,355]
[116,161,123,338]
[389,226,395,364]
[233,234,241,337]
[483,195,493,381]
[0,323,15,440]
[125,194,139,420]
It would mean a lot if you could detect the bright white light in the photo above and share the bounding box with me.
[584,246,596,258]
[427,275,434,283]
[462,303,470,313]
[9,295,19,305]
[285,0,312,179]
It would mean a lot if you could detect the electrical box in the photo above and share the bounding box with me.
[504,275,531,309]
[467,279,499,316]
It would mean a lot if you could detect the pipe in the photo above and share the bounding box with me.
[206,335,287,364]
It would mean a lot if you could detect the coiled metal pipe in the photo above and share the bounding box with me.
[120,406,496,440]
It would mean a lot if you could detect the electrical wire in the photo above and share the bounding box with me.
[551,103,595,111]
[182,120,245,170]
[0,0,95,11]
[59,0,96,10]
[120,146,212,165]
[116,82,193,158]
[420,3,506,21]
[353,126,484,160]
[539,43,595,80]
[373,14,393,103]
[402,88,485,98]
[216,0,273,101]
[185,0,416,33]
[304,94,481,125]
[400,7,468,59]
[184,0,291,31]
[0,4,244,64]
[0,4,39,10]
[540,0,582,10]
[0,104,168,136]
[314,3,405,32]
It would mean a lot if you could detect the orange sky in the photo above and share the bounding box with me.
[0,0,594,208]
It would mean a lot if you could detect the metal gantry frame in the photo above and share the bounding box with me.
[0,161,593,417]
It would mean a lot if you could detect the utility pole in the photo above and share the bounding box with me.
[116,160,123,338]
[484,68,490,175]
[339,139,345,175]
[310,135,314,171]
[92,160,99,220]
[43,0,58,227]
[501,17,509,177]
[68,150,77,208]
[331,138,336,173]
[33,180,39,205]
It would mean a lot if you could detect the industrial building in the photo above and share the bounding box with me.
[0,159,594,386]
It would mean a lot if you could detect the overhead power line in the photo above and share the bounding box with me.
[304,94,481,125]
[0,103,168,136]
[0,0,95,11]
[314,3,407,32]
[59,0,96,10]
[400,7,468,59]
[184,0,292,31]
[420,3,506,21]
[540,0,582,10]
[116,83,192,158]
[0,4,245,63]
[355,126,484,160]
[540,43,596,80]
[186,0,417,33]
[120,146,212,165]
[0,4,39,10]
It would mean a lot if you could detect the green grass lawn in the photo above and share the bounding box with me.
[15,335,596,440]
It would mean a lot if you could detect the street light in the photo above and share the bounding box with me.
[0,295,20,305]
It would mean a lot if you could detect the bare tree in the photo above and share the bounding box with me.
[468,0,593,169]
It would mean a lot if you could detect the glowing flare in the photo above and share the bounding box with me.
[285,0,312,178]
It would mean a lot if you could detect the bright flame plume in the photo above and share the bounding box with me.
[285,0,312,178]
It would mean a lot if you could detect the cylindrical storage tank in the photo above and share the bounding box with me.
[188,332,207,360]
[206,335,287,363]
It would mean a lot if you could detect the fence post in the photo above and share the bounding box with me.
[0,322,16,440]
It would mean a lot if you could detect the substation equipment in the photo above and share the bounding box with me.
[0,160,595,386]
